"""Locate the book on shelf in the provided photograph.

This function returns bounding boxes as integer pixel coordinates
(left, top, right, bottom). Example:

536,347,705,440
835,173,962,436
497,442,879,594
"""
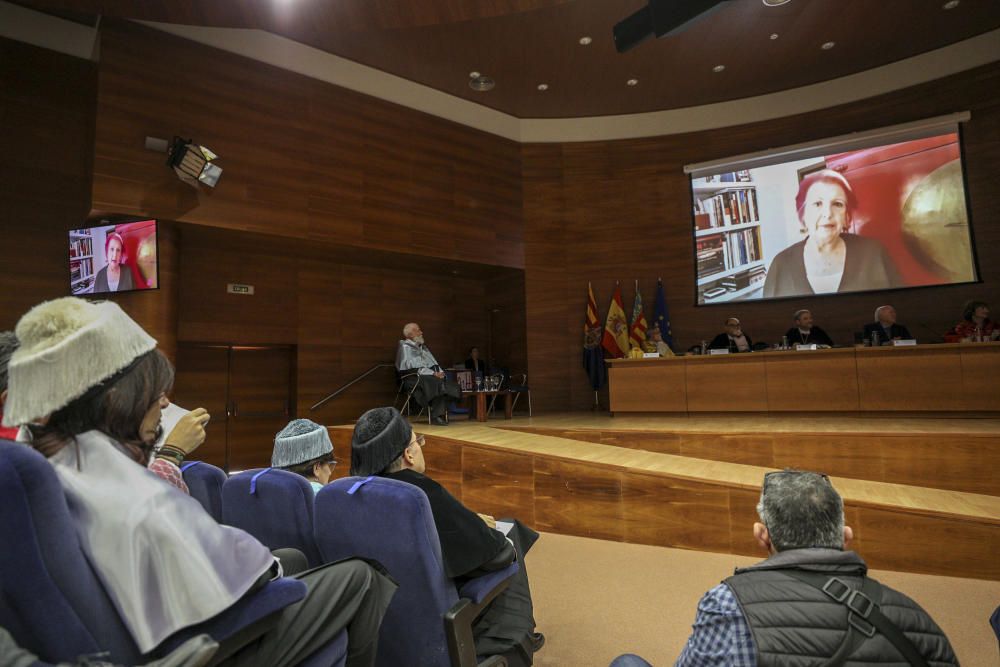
694,187,759,228
69,236,93,259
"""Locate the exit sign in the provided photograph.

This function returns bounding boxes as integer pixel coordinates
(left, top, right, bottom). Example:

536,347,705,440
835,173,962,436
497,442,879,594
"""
227,283,255,295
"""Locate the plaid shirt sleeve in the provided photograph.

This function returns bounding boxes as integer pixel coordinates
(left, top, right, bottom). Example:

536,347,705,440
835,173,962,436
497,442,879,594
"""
674,583,756,667
148,458,190,495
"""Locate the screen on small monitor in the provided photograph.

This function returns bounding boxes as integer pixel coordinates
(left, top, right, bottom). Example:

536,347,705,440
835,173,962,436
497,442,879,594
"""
69,220,159,296
690,132,978,305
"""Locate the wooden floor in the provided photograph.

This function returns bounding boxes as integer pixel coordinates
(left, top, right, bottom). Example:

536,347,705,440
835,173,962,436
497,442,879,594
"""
329,412,1000,580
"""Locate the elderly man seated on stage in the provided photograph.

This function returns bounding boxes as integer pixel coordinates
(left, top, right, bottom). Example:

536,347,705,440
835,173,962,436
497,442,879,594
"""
396,322,462,426
862,305,913,345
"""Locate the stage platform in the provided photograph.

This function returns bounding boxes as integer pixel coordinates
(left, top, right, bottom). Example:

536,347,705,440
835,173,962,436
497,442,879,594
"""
329,412,1000,581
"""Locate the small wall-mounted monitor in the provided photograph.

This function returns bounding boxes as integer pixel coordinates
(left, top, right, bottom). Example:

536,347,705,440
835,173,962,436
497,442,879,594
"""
69,219,159,296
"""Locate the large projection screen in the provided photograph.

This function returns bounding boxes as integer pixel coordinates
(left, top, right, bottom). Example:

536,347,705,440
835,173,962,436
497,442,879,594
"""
688,117,978,306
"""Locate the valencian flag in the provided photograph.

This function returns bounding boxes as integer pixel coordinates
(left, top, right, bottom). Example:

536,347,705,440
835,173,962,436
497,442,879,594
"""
629,279,648,350
602,282,630,358
653,278,674,350
583,282,607,390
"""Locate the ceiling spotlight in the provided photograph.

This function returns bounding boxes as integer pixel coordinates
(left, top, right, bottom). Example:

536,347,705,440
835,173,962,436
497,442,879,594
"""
167,137,222,188
712,64,726,73
537,83,549,91
627,78,639,86
469,75,495,92
821,41,836,50
469,71,480,79
762,0,792,6
579,36,593,45
770,33,779,40
943,0,960,8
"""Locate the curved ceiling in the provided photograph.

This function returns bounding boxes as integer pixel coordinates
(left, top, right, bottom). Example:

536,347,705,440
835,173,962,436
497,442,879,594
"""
13,0,1000,118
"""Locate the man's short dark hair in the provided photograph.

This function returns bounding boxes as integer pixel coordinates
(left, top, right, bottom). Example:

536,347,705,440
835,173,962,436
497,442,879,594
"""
756,470,844,551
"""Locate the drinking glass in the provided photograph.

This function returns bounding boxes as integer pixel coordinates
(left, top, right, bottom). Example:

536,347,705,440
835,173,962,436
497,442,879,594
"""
475,377,483,392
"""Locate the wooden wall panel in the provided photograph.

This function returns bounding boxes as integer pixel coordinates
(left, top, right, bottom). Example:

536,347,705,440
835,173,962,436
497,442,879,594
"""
623,473,734,552
518,427,1000,496
533,458,624,541
176,225,525,426
91,20,523,270
460,445,535,524
0,38,180,359
524,62,1000,412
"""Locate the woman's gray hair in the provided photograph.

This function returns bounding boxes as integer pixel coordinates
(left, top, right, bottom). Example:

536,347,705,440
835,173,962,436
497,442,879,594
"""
756,470,845,551
0,331,18,393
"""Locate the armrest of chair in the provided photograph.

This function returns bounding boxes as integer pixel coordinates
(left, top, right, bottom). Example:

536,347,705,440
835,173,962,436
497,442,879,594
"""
443,563,518,667
456,562,518,605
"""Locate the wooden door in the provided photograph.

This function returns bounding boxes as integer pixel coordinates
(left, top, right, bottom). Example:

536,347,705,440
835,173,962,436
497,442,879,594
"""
227,346,295,470
171,344,230,468
172,343,294,471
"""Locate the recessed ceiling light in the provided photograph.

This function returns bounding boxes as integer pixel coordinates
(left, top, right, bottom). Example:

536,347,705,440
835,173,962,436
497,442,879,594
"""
469,71,480,79
821,41,836,50
469,75,495,92
537,83,549,91
770,33,779,40
762,0,792,6
943,0,960,8
579,36,592,45
712,65,726,73
627,78,638,86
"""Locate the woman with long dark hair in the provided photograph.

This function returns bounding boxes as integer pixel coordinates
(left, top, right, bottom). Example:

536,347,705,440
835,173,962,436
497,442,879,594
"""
3,297,394,666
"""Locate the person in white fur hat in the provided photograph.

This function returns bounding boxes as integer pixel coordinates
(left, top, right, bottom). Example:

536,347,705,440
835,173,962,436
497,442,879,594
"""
4,297,395,667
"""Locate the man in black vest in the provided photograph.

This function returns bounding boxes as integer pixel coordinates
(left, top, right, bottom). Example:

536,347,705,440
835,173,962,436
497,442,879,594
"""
672,469,957,666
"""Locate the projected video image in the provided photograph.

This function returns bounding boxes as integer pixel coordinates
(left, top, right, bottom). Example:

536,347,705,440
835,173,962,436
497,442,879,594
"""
69,220,159,296
691,133,977,305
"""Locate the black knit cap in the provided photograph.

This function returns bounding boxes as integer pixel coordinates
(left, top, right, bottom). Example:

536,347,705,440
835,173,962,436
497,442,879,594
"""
350,406,413,476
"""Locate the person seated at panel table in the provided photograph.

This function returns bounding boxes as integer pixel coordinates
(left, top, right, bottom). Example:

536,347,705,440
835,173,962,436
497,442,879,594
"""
708,317,754,352
762,169,900,298
464,346,489,377
642,327,675,357
945,299,998,342
350,407,545,666
783,309,834,347
861,305,913,344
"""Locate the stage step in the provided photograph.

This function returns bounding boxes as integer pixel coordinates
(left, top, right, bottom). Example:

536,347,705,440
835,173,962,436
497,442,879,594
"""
329,418,1000,581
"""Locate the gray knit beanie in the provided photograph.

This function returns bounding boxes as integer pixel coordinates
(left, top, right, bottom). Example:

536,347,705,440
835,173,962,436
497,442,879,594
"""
350,407,413,476
271,419,333,468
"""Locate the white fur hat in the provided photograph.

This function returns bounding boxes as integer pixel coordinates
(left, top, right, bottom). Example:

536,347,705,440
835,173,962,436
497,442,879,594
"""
2,297,156,427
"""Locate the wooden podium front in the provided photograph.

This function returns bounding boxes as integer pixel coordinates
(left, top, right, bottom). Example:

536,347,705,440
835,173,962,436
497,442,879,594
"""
608,343,1000,414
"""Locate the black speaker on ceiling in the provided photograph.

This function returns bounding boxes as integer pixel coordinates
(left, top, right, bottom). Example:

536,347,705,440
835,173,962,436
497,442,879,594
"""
613,0,730,54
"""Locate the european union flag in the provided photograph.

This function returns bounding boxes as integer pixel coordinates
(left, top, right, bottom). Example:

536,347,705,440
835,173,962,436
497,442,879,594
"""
653,279,674,351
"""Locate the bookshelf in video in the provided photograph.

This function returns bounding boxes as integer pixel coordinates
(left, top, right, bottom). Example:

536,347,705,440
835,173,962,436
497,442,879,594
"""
693,170,765,303
70,229,95,295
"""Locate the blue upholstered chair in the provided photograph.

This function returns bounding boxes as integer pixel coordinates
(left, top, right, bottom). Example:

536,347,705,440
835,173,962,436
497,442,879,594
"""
181,460,227,522
222,468,323,567
991,604,1000,650
314,476,517,667
0,439,311,665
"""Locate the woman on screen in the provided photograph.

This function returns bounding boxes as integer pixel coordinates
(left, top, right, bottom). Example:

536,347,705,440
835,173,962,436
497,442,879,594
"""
763,170,899,298
92,232,134,293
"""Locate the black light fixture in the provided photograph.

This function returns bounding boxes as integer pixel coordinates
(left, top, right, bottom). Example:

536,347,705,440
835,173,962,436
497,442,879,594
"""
613,0,729,54
166,137,223,188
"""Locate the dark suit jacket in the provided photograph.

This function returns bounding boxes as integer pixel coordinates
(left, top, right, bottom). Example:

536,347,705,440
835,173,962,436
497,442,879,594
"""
464,358,488,375
708,333,753,352
784,326,834,347
861,322,912,343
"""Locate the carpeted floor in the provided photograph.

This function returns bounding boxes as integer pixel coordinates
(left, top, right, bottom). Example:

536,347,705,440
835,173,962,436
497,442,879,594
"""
524,532,1000,667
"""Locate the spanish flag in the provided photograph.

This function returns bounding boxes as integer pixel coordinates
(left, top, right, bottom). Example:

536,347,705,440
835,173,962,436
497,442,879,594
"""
602,283,629,358
629,280,648,350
